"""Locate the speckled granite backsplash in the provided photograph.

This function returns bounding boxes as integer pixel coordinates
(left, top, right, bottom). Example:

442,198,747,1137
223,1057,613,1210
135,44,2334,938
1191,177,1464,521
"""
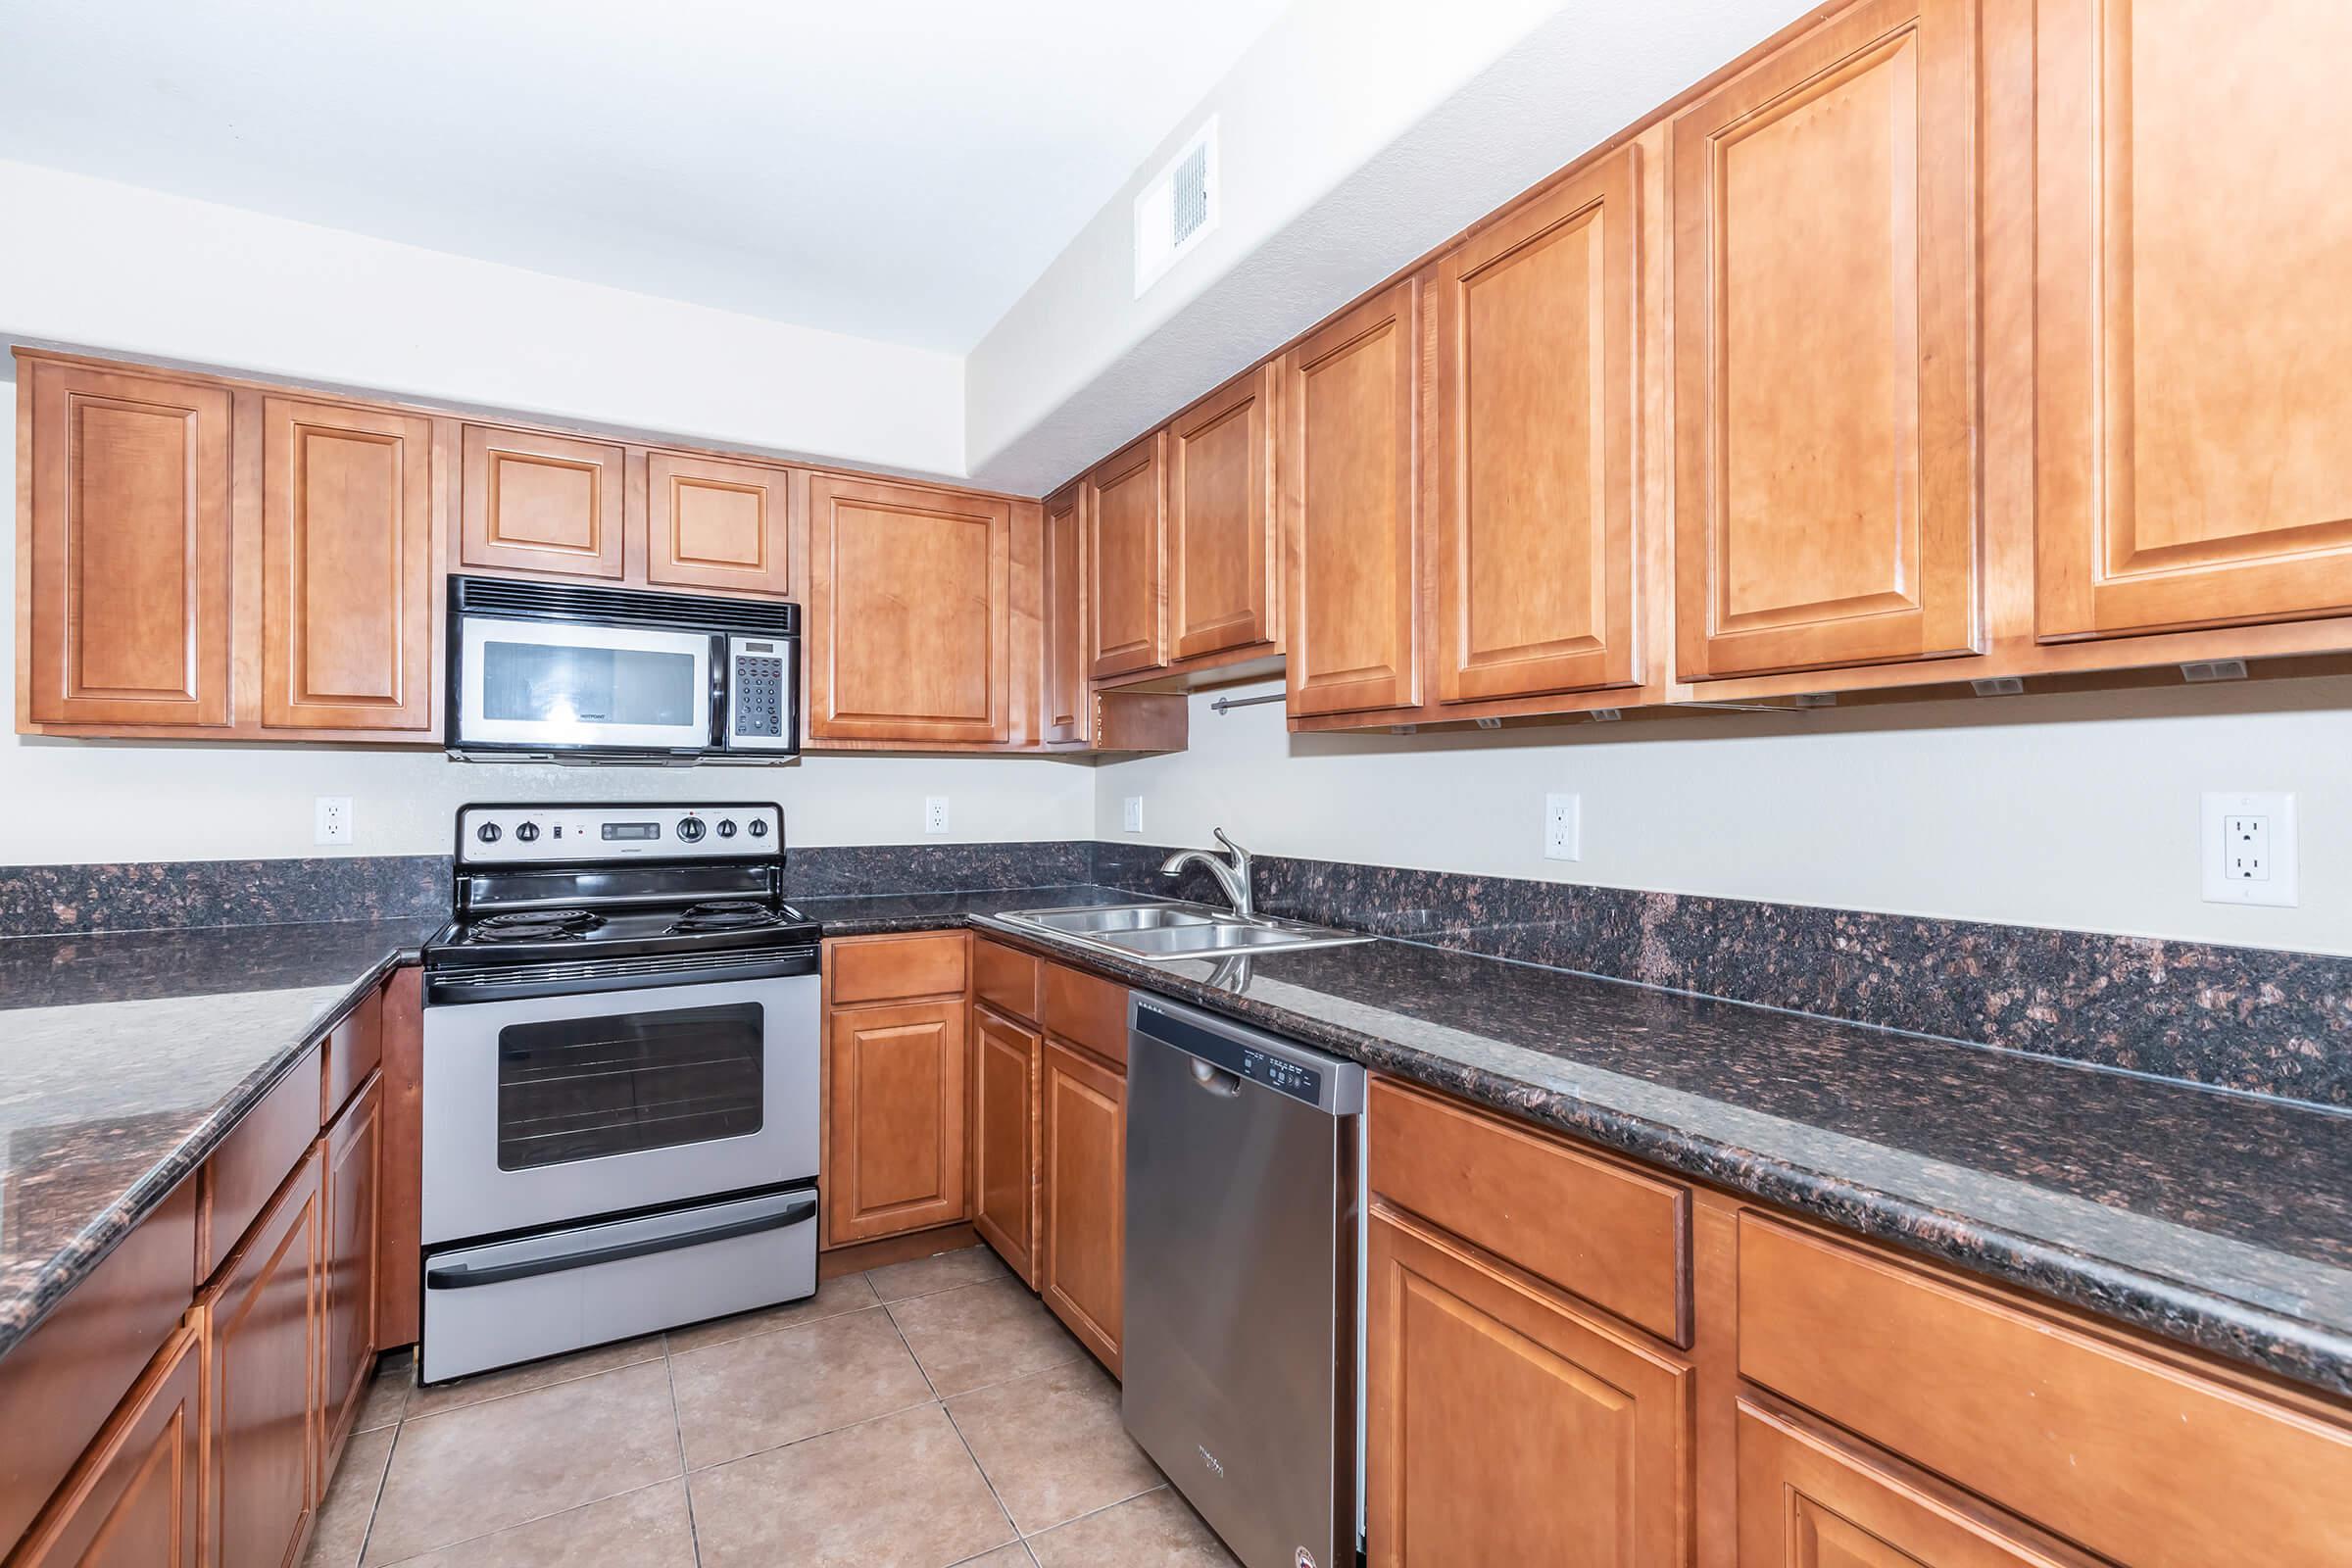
0,841,1092,937
6,840,2344,1106
1094,842,2352,1108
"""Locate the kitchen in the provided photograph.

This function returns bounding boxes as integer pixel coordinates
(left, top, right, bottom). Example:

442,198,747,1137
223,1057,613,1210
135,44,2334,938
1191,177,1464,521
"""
2,0,2348,1565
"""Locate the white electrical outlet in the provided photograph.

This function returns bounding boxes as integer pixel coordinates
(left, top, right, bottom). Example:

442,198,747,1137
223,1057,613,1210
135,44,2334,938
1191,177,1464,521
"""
2202,792,2297,906
1544,793,1581,861
1123,796,1145,834
924,797,950,836
315,797,354,847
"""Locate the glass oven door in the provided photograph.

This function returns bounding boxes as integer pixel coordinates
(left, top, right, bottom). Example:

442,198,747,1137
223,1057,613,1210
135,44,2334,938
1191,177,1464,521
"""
455,615,716,753
421,972,820,1245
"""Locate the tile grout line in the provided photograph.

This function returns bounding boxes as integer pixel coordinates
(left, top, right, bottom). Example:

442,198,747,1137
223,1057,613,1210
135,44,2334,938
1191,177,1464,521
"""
348,1415,401,1568
879,1281,1026,1559
660,1335,707,1568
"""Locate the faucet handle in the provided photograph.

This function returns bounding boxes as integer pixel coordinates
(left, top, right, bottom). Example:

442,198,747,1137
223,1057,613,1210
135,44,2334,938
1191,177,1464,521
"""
1212,827,1249,861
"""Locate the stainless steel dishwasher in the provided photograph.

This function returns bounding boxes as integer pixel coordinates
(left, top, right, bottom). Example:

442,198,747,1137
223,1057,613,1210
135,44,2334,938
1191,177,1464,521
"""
1124,994,1365,1568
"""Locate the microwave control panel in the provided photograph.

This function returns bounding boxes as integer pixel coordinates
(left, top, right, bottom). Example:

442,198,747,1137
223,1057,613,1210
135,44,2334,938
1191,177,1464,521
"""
726,636,797,750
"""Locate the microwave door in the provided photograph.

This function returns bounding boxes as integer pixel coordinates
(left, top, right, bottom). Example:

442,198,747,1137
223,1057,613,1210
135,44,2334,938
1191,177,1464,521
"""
457,617,717,754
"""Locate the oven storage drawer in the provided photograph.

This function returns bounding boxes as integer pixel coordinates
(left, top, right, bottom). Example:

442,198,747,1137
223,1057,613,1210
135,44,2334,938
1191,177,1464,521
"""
421,1185,816,1383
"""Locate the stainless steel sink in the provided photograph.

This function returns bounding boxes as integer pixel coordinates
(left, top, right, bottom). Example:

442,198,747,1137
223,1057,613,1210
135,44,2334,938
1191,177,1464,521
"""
998,901,1374,962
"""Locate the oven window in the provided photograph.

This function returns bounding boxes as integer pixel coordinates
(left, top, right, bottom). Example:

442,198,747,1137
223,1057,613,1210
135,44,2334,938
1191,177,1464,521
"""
496,1003,762,1170
481,640,700,728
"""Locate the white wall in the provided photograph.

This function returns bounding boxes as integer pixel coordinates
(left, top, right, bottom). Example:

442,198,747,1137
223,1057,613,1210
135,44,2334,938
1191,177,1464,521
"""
965,0,1820,492
0,161,965,479
0,336,1093,865
1095,678,2352,956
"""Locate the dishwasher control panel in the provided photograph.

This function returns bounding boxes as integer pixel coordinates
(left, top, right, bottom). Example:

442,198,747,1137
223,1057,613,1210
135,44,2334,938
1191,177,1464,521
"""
1131,999,1362,1113
1240,1047,1322,1104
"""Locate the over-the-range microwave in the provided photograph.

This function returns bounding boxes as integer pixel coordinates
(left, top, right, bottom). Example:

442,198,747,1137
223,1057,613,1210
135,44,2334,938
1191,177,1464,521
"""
446,575,800,764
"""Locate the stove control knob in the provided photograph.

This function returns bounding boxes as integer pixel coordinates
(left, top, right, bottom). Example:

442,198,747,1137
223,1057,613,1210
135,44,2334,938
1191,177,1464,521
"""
515,822,540,843
716,818,738,839
476,822,503,844
676,816,707,843
748,818,770,838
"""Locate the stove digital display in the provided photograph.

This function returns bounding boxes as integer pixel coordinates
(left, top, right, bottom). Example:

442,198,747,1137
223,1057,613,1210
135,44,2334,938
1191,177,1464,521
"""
601,822,662,841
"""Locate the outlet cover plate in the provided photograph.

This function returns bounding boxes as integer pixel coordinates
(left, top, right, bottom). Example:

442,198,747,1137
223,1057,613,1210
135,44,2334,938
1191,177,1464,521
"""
924,797,950,836
1545,793,1581,862
315,797,354,847
2202,791,2297,906
1123,797,1145,834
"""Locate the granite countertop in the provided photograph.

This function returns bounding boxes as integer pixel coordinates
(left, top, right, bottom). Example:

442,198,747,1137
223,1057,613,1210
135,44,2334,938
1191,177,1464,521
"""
6,887,2346,1405
0,917,443,1358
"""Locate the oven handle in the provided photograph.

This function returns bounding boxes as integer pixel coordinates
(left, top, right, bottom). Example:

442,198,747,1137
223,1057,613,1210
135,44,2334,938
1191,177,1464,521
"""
424,1197,816,1291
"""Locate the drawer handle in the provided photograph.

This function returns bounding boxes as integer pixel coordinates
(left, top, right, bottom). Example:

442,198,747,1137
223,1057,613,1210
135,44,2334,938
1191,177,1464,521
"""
425,1197,815,1291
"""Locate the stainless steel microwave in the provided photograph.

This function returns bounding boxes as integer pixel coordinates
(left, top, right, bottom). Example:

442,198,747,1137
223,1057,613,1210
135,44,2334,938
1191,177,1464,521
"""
446,576,800,764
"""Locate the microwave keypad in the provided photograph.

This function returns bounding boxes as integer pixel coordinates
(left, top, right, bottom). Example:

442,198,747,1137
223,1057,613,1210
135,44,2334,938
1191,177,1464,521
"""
734,655,786,738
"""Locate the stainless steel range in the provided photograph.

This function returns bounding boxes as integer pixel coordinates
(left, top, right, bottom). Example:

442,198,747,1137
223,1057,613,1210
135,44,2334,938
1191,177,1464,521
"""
417,802,822,1384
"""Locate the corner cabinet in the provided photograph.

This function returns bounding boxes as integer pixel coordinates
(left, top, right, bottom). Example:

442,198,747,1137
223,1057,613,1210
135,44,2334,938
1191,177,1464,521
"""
808,474,1014,746
1670,0,1983,680
19,360,234,730
2033,0,2352,640
1284,277,1425,718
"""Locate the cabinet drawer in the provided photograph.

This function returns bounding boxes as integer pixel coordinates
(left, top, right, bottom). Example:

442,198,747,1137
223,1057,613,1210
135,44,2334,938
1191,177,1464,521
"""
1042,963,1128,1067
1737,1214,2352,1568
200,1044,322,1280
320,988,382,1124
1368,1078,1688,1344
973,939,1041,1022
826,932,967,1005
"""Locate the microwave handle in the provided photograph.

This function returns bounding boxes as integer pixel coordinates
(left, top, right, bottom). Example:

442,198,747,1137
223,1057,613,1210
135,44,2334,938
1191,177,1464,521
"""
709,632,730,749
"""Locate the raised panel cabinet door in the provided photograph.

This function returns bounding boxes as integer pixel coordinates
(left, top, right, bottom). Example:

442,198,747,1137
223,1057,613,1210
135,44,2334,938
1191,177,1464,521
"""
2036,0,2352,638
808,475,1012,744
1735,1401,2089,1568
1086,431,1168,679
1039,1039,1124,1374
1042,483,1088,745
459,424,626,580
970,1005,1041,1285
319,1073,382,1475
1366,1203,1689,1568
646,452,793,597
205,1149,323,1568
261,397,435,731
1435,144,1641,703
12,1326,203,1568
1671,0,1981,679
23,360,232,727
1284,278,1424,717
1168,366,1280,662
824,999,969,1244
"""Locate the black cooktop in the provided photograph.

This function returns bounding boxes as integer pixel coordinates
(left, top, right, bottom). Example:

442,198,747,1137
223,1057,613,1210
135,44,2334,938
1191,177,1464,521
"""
424,899,819,970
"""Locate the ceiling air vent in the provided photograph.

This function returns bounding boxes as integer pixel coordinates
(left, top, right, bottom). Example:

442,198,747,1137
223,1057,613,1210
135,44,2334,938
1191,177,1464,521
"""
1135,117,1219,297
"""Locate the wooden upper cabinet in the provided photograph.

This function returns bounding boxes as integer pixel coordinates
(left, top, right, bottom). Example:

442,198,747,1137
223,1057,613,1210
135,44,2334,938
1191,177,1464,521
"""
1285,277,1425,716
459,424,626,580
1367,1202,1690,1567
1434,144,1641,703
808,475,1012,745
1168,367,1280,662
2035,0,2352,639
1087,431,1168,679
260,398,435,732
1671,0,1982,680
824,998,968,1245
22,361,232,728
1042,483,1088,745
646,452,792,597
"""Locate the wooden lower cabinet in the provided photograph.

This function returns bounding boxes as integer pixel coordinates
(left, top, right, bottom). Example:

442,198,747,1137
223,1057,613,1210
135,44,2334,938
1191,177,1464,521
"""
969,1005,1041,1286
11,1328,204,1568
201,1151,324,1568
824,998,969,1245
318,1074,383,1475
1038,1039,1125,1375
1736,1401,2085,1568
1366,1201,1690,1567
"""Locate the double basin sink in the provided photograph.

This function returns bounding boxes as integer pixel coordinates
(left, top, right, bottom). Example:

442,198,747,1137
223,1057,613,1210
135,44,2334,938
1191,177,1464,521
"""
998,901,1374,962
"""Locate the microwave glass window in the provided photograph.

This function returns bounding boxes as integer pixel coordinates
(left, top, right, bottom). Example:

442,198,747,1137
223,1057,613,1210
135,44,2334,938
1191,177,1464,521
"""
481,641,699,727
495,1003,763,1171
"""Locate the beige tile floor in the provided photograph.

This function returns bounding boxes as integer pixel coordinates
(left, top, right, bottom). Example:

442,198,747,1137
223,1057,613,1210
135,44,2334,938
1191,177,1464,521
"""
306,1246,1241,1568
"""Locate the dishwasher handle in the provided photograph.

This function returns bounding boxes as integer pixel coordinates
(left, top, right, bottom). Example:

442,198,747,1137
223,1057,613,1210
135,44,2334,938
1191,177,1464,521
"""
1188,1056,1243,1098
